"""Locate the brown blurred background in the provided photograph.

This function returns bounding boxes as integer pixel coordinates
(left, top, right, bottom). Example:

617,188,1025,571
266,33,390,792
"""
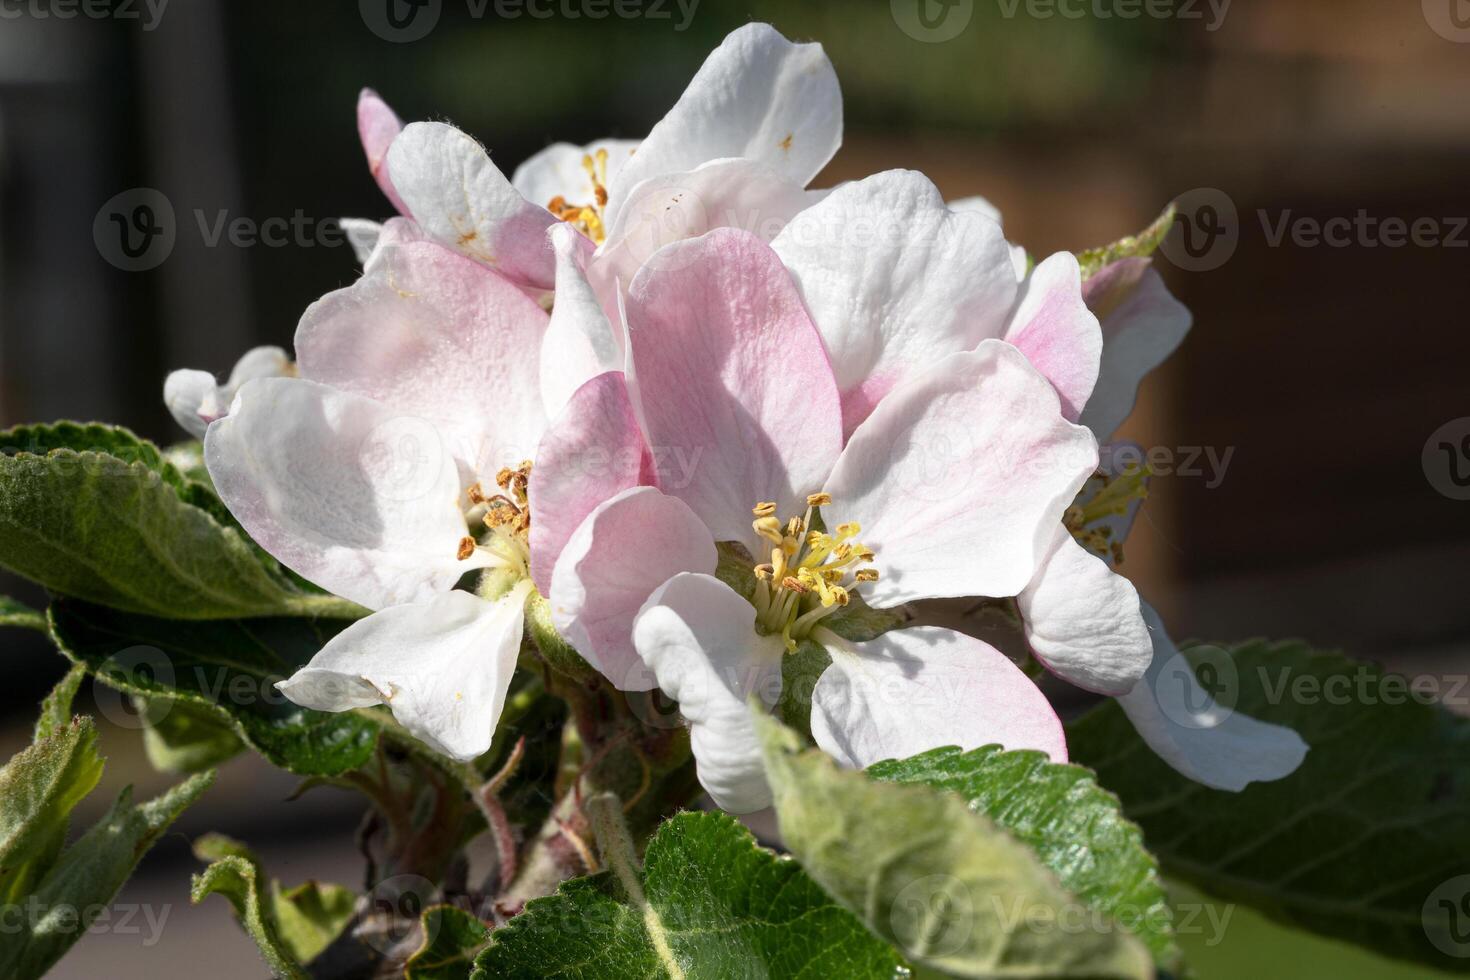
1,0,1467,976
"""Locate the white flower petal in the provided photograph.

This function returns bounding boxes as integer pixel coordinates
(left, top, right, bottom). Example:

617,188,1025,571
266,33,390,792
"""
511,138,640,212
632,572,784,813
1078,258,1192,441
339,217,383,265
1018,527,1150,695
824,341,1098,605
597,157,817,293
550,487,716,692
811,626,1067,769
386,121,559,289
278,587,528,761
772,170,1017,434
204,377,484,610
1118,603,1308,790
946,194,1003,225
164,369,219,439
606,23,840,227
540,224,621,420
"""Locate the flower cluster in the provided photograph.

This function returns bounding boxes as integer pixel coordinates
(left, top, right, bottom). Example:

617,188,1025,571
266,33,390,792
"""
167,23,1305,811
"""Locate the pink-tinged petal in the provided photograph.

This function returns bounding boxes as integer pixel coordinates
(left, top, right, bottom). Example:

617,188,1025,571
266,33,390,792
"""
1078,258,1192,441
606,23,840,228
204,378,487,611
773,171,1018,435
387,121,558,290
550,487,716,692
1004,251,1101,422
541,224,621,419
625,228,842,551
1018,526,1150,695
1118,603,1308,790
529,372,653,596
511,139,640,213
824,341,1098,606
811,626,1066,769
632,572,784,813
358,88,407,214
279,587,528,761
597,157,818,294
296,239,548,478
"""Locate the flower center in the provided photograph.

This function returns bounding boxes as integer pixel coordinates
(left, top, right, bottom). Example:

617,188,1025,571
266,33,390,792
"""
457,460,534,579
546,149,610,245
1063,465,1148,565
748,492,879,652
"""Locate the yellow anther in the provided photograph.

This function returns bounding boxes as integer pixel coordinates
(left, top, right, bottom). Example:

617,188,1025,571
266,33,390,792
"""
752,501,778,517
456,536,476,561
781,576,808,593
806,492,833,507
753,516,784,544
753,564,773,580
495,467,515,490
786,516,805,537
467,482,486,505
854,568,879,583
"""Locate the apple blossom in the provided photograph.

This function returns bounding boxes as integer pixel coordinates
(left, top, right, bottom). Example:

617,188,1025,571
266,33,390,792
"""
350,23,836,303
548,228,1102,812
202,237,649,760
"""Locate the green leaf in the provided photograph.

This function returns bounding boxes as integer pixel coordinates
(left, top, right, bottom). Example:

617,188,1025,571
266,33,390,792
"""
867,745,1179,969
758,715,1153,978
1068,639,1470,972
138,698,245,773
474,810,905,979
0,742,214,980
50,598,380,776
0,422,357,619
407,905,491,980
192,840,309,980
1076,205,1175,279
1,595,47,632
0,717,104,906
192,834,354,967
34,665,88,741
274,880,357,967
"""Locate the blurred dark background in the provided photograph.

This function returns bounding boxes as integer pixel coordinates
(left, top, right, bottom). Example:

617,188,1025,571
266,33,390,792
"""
1,1,1467,976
